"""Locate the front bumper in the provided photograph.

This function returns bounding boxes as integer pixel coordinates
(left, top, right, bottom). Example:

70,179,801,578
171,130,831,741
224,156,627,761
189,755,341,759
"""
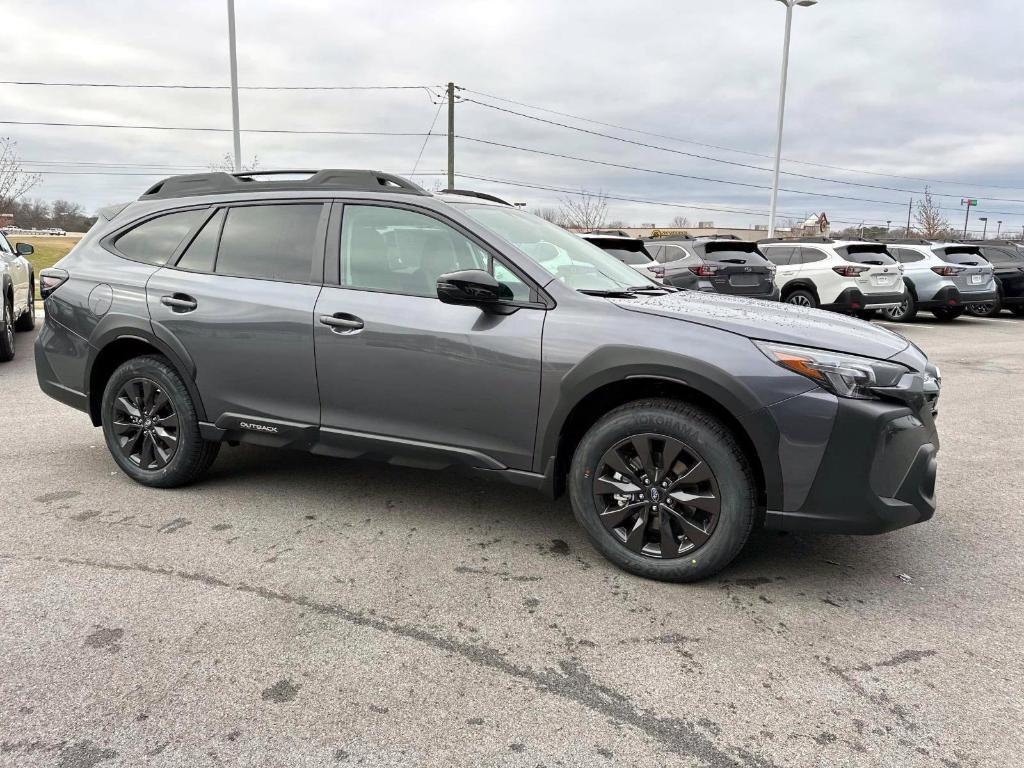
824,287,905,311
764,378,939,535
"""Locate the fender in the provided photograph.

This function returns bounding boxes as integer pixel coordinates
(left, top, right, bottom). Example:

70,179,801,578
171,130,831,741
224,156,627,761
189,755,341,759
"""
85,318,207,424
535,345,785,509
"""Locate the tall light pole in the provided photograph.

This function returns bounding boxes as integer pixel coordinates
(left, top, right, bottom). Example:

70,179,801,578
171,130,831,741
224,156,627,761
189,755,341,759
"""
997,220,1002,237
227,0,242,173
767,0,817,238
979,217,988,240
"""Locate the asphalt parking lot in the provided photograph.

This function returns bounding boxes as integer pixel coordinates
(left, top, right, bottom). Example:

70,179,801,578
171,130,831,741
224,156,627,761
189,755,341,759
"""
1,315,1022,768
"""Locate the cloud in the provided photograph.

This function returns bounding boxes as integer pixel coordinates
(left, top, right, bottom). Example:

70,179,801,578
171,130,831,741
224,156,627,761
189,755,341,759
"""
4,0,1023,232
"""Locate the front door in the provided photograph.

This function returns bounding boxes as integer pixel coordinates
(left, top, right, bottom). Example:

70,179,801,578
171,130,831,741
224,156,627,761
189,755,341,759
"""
147,201,328,435
313,203,544,470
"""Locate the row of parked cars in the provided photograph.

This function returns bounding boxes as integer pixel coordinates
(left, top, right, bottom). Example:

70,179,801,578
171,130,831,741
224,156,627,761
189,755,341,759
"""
580,232,1024,322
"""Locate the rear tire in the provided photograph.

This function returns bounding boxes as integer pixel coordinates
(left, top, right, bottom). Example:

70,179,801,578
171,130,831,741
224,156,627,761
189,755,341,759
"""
14,284,35,331
1011,306,1024,317
883,292,917,322
0,301,14,362
965,299,1001,318
931,307,964,321
569,399,756,583
784,289,817,309
101,355,219,488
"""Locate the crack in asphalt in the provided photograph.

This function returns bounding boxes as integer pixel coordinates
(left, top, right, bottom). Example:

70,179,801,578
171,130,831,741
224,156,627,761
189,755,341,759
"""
12,553,780,768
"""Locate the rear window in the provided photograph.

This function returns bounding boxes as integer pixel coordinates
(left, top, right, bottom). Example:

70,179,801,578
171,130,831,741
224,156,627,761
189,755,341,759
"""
837,245,896,265
979,246,1023,264
585,238,652,264
114,209,207,265
936,247,986,265
700,242,768,263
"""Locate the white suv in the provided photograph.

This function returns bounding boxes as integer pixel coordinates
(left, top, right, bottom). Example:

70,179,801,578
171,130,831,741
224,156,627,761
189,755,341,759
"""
883,240,997,322
759,238,906,315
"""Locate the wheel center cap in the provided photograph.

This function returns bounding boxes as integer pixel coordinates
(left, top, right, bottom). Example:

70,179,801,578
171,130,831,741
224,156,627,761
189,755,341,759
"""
144,418,153,428
648,487,661,502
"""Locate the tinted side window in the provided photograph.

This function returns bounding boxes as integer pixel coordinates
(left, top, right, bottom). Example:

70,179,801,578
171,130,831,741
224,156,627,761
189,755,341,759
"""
798,248,827,264
646,244,664,262
115,209,207,266
216,204,323,282
661,244,694,264
341,205,529,301
762,246,793,265
894,248,925,264
175,209,224,273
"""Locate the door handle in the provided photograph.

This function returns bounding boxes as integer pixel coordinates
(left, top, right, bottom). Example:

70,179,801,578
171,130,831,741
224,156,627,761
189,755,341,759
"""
160,294,198,312
319,313,364,332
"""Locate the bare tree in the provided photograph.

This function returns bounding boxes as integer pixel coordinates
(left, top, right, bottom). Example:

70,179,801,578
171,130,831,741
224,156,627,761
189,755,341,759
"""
531,206,563,225
0,138,41,212
607,219,628,229
559,190,608,231
914,186,951,238
210,153,261,173
669,215,690,228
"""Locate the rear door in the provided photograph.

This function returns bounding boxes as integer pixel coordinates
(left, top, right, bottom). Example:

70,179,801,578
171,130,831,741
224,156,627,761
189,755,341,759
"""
936,246,995,294
762,245,800,289
699,241,774,295
313,203,544,470
147,201,327,434
0,233,28,314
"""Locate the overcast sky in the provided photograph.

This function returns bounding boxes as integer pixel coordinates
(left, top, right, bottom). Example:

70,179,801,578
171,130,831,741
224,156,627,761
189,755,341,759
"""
4,0,1023,233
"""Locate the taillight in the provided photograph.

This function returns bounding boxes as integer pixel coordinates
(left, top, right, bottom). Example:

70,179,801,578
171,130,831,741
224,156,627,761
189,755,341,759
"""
688,265,719,277
930,266,965,277
39,268,69,299
832,265,869,277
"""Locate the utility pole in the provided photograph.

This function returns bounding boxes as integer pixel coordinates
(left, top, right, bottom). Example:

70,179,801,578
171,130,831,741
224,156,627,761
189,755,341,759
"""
227,0,242,172
961,198,977,238
906,198,913,236
767,0,818,237
446,82,456,190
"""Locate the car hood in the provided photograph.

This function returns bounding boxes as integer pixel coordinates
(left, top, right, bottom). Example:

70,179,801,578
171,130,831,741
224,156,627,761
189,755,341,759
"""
610,291,910,361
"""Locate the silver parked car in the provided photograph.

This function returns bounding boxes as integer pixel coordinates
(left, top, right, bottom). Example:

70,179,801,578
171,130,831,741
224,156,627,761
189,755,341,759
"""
884,239,998,321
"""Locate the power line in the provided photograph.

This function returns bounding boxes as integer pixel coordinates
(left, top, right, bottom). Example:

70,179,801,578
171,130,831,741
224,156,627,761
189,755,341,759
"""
0,79,441,93
463,97,1024,205
462,87,1024,192
0,119,431,136
455,135,1024,220
410,100,446,177
455,172,899,228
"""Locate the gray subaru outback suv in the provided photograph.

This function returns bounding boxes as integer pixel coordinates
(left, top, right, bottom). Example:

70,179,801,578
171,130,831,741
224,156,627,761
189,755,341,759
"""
35,170,941,582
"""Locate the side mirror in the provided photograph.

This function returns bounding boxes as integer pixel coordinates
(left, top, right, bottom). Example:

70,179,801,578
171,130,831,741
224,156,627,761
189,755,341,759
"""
437,269,513,309
15,243,34,256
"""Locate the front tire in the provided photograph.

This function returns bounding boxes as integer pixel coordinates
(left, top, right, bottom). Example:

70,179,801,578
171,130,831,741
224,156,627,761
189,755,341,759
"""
0,300,14,362
883,292,917,322
101,355,219,488
14,283,35,331
965,299,1000,318
569,399,756,582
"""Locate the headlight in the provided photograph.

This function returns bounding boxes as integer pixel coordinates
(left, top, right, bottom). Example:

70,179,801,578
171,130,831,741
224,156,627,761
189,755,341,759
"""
754,341,909,400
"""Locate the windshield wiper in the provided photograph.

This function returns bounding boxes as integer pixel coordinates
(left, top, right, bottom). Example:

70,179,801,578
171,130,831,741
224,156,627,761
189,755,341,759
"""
578,288,639,298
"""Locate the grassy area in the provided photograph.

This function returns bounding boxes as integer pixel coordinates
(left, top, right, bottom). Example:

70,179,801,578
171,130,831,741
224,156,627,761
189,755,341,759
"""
9,236,81,299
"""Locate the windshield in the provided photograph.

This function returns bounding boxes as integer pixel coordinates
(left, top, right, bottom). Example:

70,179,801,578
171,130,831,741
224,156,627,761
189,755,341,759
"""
459,205,658,291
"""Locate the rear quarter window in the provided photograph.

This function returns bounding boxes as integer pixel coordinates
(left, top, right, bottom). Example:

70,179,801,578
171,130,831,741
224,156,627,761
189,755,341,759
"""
113,209,207,266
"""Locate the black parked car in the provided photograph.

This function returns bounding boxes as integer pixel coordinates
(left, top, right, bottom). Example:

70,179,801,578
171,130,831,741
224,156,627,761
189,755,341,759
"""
962,241,1024,317
578,233,673,285
646,236,779,299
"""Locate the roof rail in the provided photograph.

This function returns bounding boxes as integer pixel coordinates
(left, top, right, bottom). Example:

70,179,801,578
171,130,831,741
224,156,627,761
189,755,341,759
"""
880,238,937,245
757,236,834,244
581,230,633,237
693,233,740,240
139,169,428,200
439,188,512,206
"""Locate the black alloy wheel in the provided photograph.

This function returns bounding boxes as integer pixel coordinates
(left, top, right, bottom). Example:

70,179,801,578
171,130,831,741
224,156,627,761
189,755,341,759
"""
0,301,14,361
111,377,180,470
591,433,721,559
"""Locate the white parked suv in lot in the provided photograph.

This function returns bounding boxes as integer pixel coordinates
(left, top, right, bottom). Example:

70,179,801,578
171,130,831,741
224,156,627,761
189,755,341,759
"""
883,240,998,322
759,238,906,315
